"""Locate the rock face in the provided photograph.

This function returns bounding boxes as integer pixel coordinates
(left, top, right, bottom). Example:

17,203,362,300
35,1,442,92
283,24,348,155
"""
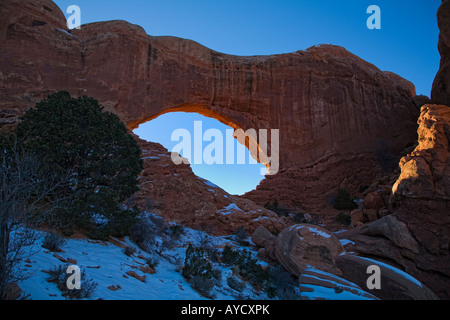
0,0,420,216
392,105,450,203
391,104,450,299
135,136,285,235
432,0,450,105
337,104,450,299
274,224,344,277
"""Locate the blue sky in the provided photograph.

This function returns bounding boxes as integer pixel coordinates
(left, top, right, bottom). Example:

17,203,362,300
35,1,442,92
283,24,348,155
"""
54,0,441,195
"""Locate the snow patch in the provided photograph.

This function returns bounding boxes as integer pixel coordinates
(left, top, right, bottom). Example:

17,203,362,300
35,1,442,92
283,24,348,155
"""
217,203,249,216
203,180,219,189
56,28,82,42
339,239,355,246
290,225,331,238
142,156,160,160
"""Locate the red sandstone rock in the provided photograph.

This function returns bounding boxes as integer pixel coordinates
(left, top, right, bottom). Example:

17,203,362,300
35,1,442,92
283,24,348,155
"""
363,191,385,212
350,209,364,227
392,105,450,202
126,270,146,283
0,0,420,217
251,225,276,249
134,136,286,235
275,224,344,277
251,225,277,260
107,285,122,291
432,0,450,105
337,105,450,299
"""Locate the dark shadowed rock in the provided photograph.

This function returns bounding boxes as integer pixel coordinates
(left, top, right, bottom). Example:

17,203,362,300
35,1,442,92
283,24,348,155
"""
336,254,439,300
432,1,450,105
337,105,450,299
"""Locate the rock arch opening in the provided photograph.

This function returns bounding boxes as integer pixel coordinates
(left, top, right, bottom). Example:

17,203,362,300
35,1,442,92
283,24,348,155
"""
133,109,270,195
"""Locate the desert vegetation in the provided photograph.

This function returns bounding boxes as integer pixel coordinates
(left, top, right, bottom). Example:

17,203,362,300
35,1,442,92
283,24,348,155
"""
0,91,143,299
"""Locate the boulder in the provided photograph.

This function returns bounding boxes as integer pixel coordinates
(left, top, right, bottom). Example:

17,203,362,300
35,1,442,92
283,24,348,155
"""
350,209,364,227
275,224,345,277
364,209,378,223
251,225,277,260
337,215,420,256
363,191,385,212
336,254,439,300
251,225,276,249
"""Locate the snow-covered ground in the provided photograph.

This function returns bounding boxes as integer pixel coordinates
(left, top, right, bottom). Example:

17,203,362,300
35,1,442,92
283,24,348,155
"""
16,221,271,300
14,213,378,301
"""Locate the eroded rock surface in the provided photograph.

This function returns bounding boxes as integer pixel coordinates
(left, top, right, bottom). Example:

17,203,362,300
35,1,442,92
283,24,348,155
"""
134,136,285,235
338,104,450,299
432,0,450,105
0,0,420,215
274,224,344,277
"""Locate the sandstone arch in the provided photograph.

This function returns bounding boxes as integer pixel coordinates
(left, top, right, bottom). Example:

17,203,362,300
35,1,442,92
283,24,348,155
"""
0,0,420,212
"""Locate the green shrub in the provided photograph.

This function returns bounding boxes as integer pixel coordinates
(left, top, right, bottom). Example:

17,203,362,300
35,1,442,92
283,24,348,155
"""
183,244,219,298
146,255,160,269
123,245,136,256
292,212,307,223
42,232,66,252
333,189,358,210
264,199,290,217
46,264,97,300
234,226,248,245
106,208,139,238
359,185,370,193
182,244,214,281
16,91,143,237
221,245,237,266
169,224,184,240
335,212,351,225
221,246,269,287
190,275,215,298
227,275,246,292
267,265,299,300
